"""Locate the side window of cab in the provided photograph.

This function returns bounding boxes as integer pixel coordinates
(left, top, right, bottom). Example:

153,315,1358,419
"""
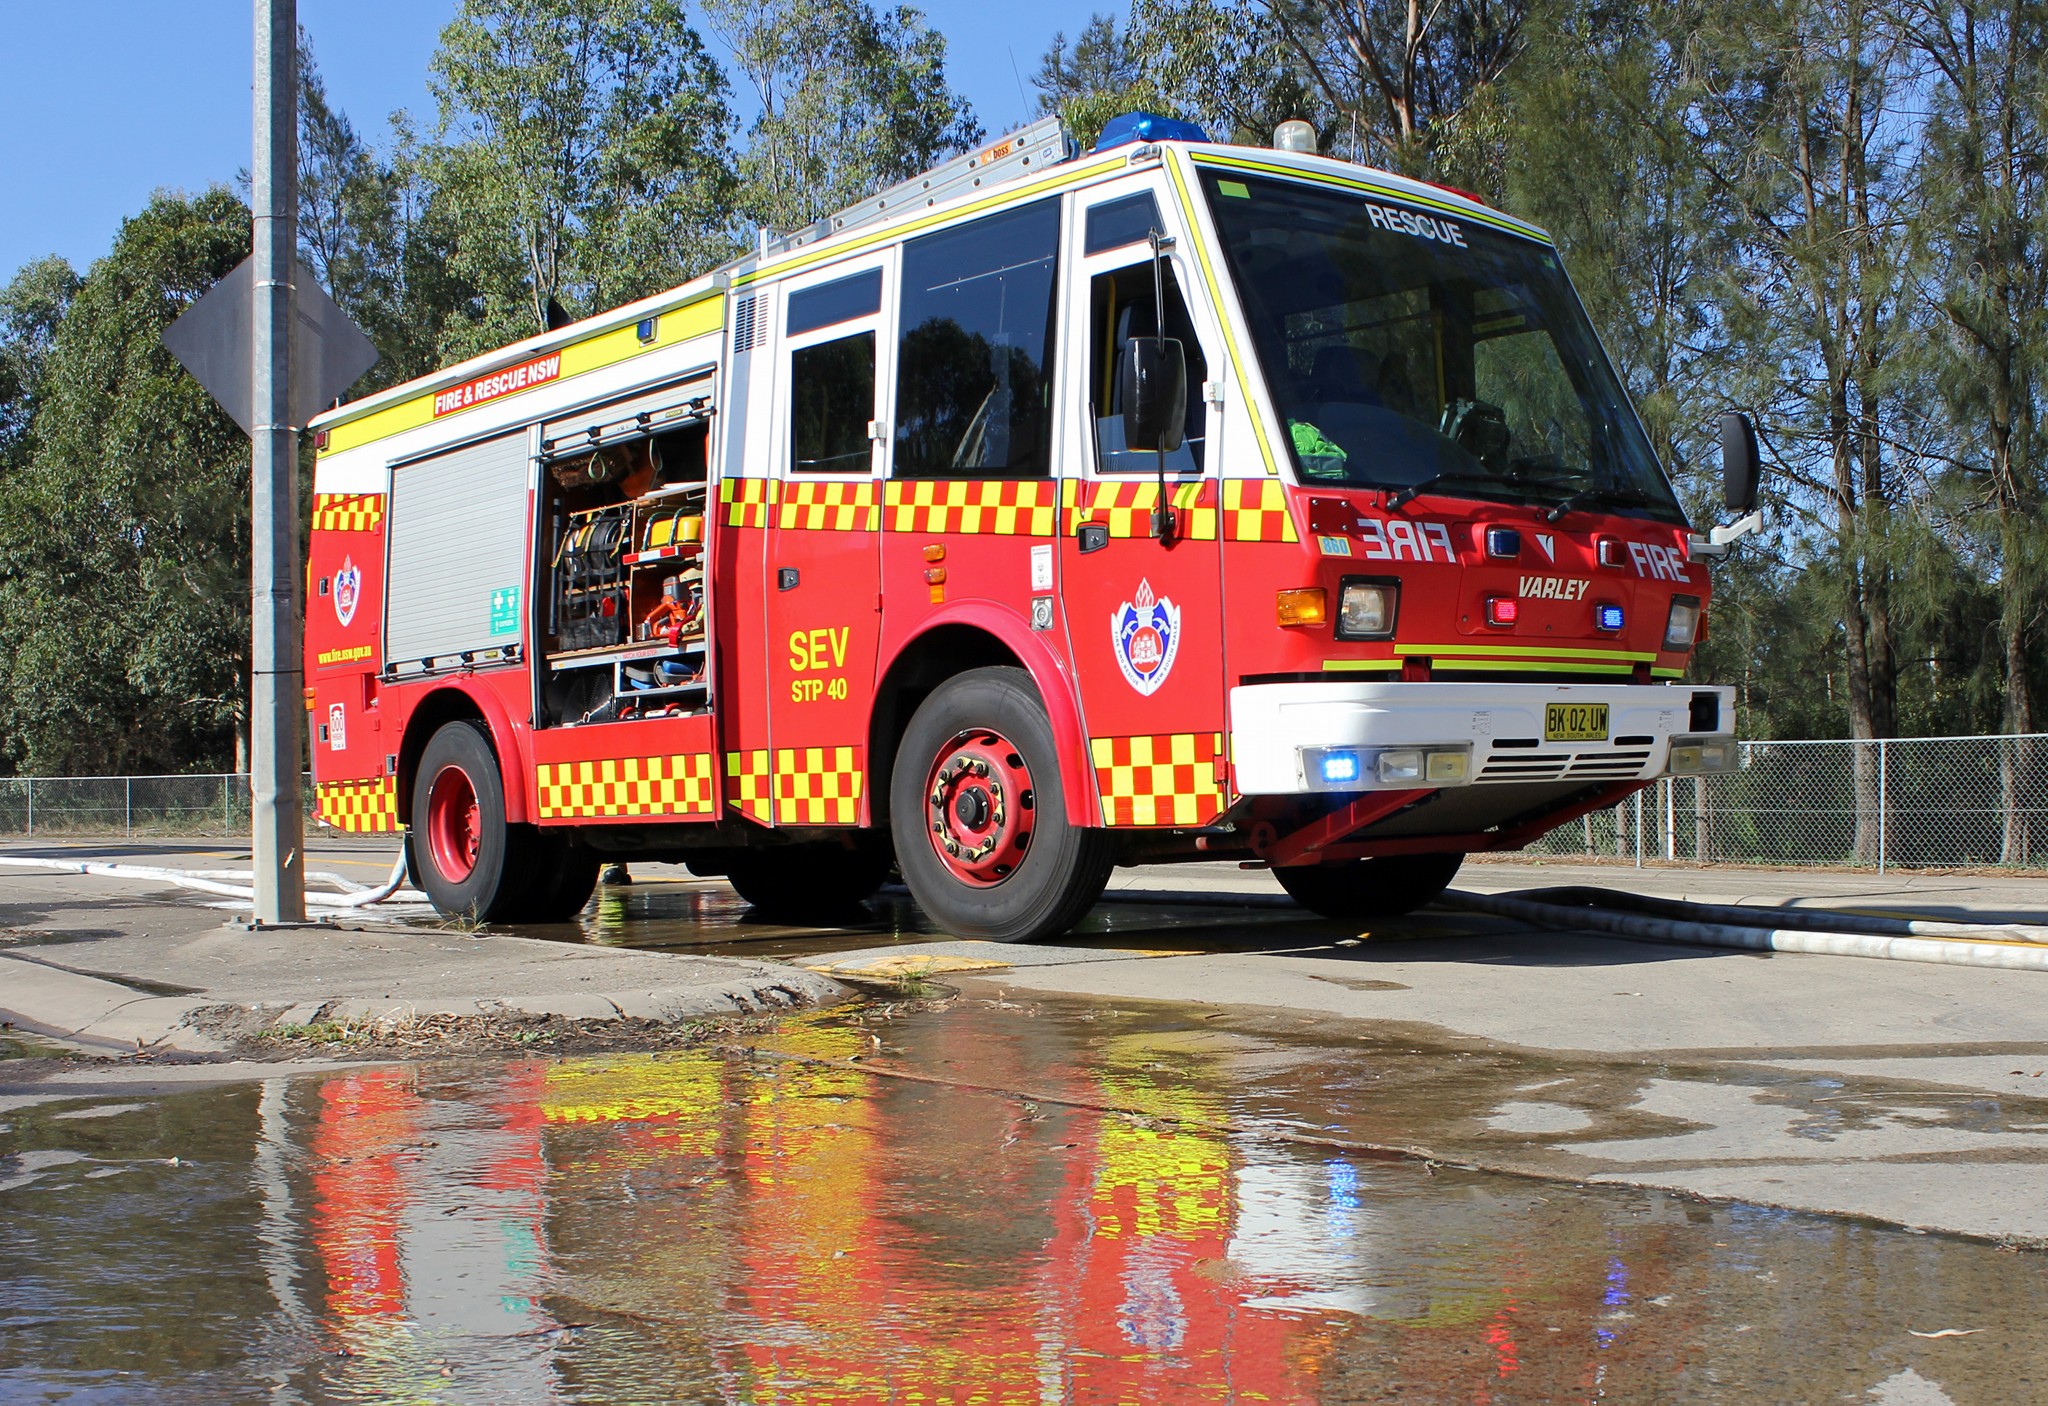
1080,192,1209,474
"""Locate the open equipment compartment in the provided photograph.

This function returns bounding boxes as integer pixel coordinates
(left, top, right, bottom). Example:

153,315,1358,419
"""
537,378,714,728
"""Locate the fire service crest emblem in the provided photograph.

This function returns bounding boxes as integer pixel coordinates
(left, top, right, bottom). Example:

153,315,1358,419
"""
1112,579,1180,696
333,557,361,628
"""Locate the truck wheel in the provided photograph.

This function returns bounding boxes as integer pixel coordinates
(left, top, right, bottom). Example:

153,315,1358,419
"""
890,666,1111,942
521,833,600,922
410,721,529,921
724,843,893,922
1273,852,1465,920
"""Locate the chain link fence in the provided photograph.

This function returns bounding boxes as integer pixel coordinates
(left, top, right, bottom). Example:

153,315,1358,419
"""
1527,734,2048,871
0,774,262,839
2,736,2045,869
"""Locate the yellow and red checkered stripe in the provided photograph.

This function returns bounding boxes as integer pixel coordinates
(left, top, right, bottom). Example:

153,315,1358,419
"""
778,479,878,531
315,776,397,833
773,745,863,824
883,479,1057,535
534,753,715,819
720,477,774,528
1090,733,1227,827
726,750,773,823
311,493,384,534
1063,479,1219,540
1221,478,1299,542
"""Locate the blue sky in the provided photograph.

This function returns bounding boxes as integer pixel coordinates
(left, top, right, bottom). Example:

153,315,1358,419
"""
0,1,1117,282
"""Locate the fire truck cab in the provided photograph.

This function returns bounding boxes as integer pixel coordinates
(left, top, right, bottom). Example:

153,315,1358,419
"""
305,113,1742,942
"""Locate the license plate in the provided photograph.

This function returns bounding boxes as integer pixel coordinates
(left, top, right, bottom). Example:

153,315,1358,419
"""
1545,702,1609,743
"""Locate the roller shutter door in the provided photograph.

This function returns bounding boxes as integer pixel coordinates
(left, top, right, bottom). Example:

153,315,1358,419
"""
385,432,530,668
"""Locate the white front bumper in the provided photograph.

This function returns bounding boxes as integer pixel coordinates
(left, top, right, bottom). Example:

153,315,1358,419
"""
1229,681,1735,795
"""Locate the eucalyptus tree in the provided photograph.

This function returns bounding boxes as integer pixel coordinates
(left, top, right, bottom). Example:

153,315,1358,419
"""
0,256,79,478
0,193,251,775
426,0,741,357
1674,0,1924,855
705,0,979,235
1899,0,2048,856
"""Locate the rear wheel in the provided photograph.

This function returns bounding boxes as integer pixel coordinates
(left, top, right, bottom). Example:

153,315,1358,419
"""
724,843,893,922
410,721,529,921
890,667,1111,942
1273,852,1465,921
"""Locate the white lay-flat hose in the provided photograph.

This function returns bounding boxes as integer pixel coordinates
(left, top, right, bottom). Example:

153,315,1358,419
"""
1508,884,2048,944
1444,888,2048,973
0,851,417,910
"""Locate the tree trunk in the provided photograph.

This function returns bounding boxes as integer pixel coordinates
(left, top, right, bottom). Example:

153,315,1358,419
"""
1999,506,2038,864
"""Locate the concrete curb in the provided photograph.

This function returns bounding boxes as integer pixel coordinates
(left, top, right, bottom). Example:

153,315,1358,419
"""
0,957,227,1055
0,949,847,1055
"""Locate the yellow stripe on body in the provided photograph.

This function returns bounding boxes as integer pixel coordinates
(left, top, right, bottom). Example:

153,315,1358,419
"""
1396,642,1657,662
320,292,725,455
1433,659,1637,676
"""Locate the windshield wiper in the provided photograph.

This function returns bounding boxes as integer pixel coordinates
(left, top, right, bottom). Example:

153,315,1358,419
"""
1386,472,1503,510
1543,485,1665,522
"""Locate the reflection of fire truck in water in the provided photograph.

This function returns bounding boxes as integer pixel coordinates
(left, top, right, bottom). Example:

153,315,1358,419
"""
300,1025,1699,1400
306,110,1749,939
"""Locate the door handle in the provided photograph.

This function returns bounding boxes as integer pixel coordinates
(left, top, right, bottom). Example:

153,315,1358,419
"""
1076,523,1109,554
777,568,799,590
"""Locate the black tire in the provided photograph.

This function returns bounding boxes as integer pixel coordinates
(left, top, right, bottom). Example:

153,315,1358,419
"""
1273,852,1465,920
724,843,893,922
890,666,1112,942
409,720,530,921
520,832,600,922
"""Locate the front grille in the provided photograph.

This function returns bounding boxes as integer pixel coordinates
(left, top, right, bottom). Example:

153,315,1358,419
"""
1478,747,1652,783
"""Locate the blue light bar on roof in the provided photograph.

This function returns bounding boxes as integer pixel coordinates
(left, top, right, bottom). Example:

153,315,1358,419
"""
1093,112,1210,152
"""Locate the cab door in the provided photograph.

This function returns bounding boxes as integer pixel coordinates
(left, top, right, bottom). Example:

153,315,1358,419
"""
763,257,890,825
1057,188,1229,829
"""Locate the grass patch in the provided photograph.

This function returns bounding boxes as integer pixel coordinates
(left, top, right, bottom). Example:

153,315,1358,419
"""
259,1020,369,1047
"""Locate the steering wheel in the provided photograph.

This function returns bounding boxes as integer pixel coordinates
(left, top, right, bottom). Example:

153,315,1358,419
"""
1438,398,1512,474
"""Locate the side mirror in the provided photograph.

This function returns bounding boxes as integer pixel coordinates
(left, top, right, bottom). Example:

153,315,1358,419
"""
1720,411,1761,515
1122,337,1186,453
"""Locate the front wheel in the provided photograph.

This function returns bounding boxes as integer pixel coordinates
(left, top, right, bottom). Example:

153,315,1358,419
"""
410,720,529,921
890,667,1111,942
1273,852,1465,921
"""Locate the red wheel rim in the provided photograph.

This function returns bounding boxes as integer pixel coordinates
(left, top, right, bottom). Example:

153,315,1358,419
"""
922,728,1035,886
425,764,482,883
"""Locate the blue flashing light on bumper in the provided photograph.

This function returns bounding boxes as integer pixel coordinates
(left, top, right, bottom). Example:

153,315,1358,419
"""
1299,744,1473,792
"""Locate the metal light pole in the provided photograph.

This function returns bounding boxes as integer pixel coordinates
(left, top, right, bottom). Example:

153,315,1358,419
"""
251,0,305,923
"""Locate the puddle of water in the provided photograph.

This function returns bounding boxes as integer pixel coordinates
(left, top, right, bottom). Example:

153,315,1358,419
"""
3,1003,2043,1404
469,876,1343,963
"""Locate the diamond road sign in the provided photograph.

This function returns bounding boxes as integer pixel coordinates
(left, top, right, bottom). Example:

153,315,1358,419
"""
161,257,378,433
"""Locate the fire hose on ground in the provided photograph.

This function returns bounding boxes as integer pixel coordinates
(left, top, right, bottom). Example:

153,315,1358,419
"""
0,851,415,911
1440,886,2048,973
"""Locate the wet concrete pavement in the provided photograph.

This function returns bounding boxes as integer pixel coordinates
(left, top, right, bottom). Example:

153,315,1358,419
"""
7,834,2048,1399
5,1000,2047,1404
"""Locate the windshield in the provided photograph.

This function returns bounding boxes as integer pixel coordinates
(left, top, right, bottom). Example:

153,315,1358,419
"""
1201,169,1684,522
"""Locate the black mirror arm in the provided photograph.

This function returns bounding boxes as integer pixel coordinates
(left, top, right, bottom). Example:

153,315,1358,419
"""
1149,228,1177,543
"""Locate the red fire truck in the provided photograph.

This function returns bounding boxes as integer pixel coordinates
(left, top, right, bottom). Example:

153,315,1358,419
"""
305,112,1749,942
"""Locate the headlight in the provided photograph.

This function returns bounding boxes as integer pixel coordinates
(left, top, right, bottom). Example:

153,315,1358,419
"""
1666,736,1739,774
1664,595,1701,650
1336,578,1398,639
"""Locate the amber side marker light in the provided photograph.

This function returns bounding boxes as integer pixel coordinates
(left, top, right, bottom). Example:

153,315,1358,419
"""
1276,588,1327,627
